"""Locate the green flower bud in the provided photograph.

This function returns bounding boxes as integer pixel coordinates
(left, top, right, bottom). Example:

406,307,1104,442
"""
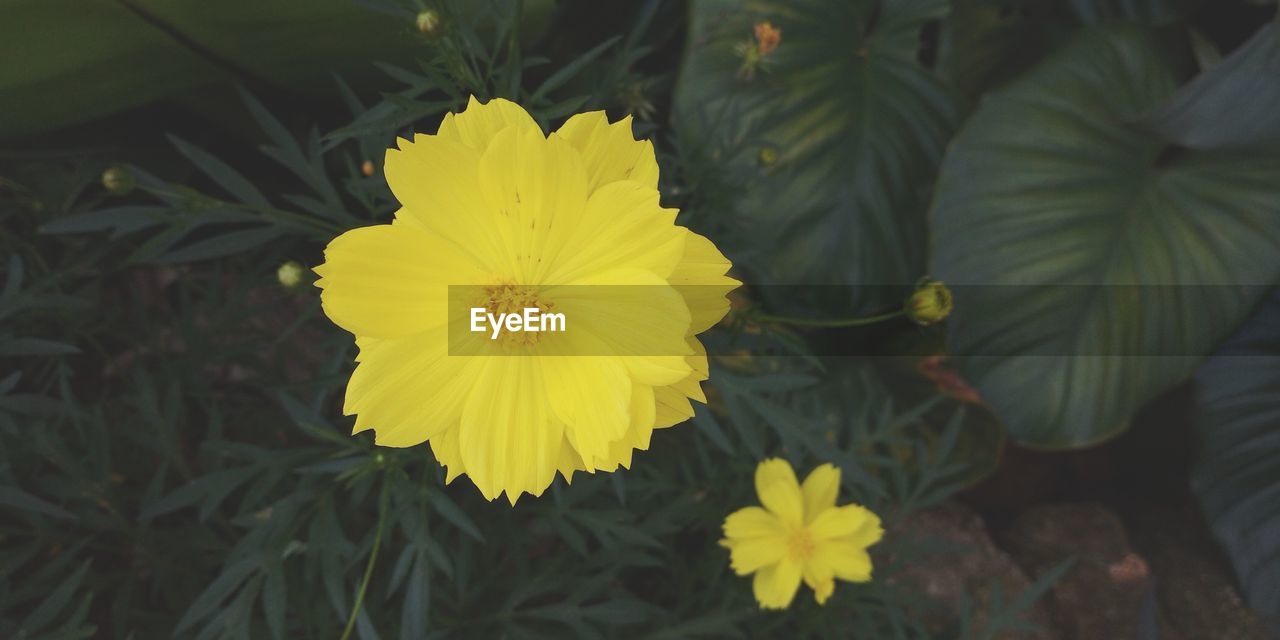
415,10,442,36
277,261,305,289
904,278,952,326
101,165,135,196
758,146,779,167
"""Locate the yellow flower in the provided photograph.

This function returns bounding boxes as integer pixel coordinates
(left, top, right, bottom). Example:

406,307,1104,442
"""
314,96,738,504
720,459,883,609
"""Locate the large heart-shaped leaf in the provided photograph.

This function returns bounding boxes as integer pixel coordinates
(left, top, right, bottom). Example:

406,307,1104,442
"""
1148,22,1280,150
673,0,960,313
931,26,1280,447
1193,290,1280,632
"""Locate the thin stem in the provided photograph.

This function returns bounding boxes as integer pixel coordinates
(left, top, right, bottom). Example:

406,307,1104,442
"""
753,308,905,328
340,479,390,640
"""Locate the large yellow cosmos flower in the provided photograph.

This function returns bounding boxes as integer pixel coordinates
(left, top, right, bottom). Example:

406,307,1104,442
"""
314,96,738,504
721,459,883,609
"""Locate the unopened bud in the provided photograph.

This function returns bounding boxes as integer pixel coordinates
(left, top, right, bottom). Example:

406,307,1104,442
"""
416,10,442,36
904,278,952,326
101,165,135,196
361,160,375,177
758,146,779,167
277,261,305,289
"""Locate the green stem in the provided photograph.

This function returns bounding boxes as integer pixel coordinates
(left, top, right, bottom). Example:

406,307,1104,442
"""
753,308,905,328
340,480,390,640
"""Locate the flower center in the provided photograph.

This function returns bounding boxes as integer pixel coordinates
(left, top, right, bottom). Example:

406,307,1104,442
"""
480,283,555,347
786,527,816,560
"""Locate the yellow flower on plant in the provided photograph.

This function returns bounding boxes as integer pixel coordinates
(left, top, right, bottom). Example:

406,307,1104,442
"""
314,96,738,504
720,459,883,609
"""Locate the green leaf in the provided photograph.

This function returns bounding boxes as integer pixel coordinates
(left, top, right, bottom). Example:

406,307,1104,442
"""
529,36,621,103
1068,0,1202,26
0,336,79,357
1192,291,1280,632
39,205,169,239
937,0,1073,101
1146,23,1280,150
0,0,424,139
932,26,1280,447
672,0,960,313
0,486,76,520
21,560,91,633
150,226,285,264
428,489,484,542
263,565,287,640
168,135,270,207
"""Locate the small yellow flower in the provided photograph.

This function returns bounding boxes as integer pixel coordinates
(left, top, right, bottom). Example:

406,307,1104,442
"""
315,97,738,504
721,459,883,609
277,261,305,288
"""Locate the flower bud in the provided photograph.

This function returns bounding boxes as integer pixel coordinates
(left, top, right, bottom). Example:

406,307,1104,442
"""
416,10,442,36
904,278,952,326
101,165,135,196
758,146,779,167
277,261,305,289
361,160,376,177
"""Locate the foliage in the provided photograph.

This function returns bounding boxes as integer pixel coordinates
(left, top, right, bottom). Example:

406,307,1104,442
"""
673,0,960,315
670,0,1280,623
1192,290,1280,632
932,24,1280,447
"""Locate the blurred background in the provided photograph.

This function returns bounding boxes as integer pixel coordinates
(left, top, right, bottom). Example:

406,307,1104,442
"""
3,0,1279,638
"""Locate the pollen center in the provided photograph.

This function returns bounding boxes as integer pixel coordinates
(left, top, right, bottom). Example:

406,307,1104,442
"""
481,283,555,347
786,527,816,560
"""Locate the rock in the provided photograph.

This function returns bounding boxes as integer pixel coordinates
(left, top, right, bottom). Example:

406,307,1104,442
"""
1000,503,1177,640
891,502,1056,639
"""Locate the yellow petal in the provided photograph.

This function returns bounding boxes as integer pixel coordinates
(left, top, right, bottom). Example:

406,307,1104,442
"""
727,537,787,576
808,504,878,541
429,426,465,484
622,355,694,387
802,561,836,605
654,385,695,428
540,355,631,470
668,339,709,402
458,358,562,503
553,111,659,191
476,125,590,283
752,558,802,609
594,382,657,472
801,464,841,524
845,509,885,549
437,95,541,152
669,230,739,334
755,458,804,526
547,268,692,362
722,506,784,540
383,135,511,274
345,326,481,447
315,224,483,339
544,181,686,284
811,540,874,583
